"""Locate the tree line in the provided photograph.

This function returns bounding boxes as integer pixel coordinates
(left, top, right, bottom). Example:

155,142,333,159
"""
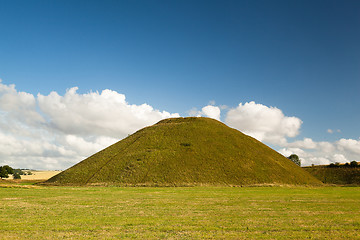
327,161,359,168
0,165,32,179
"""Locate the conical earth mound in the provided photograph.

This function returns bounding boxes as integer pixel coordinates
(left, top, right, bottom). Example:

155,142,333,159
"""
45,117,321,186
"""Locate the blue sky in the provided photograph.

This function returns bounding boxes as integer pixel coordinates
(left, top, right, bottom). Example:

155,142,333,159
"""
0,0,359,169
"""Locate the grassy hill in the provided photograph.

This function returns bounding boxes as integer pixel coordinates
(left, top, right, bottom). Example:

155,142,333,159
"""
44,117,321,186
304,166,360,185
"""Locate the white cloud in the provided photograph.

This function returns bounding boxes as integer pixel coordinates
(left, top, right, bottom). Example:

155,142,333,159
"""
327,129,341,134
286,138,317,149
0,83,45,126
37,87,179,138
306,157,333,166
279,138,360,166
278,147,307,159
201,105,221,120
188,104,221,120
0,81,179,170
333,154,348,163
225,101,302,145
278,147,332,166
61,135,118,157
318,141,336,154
336,138,360,155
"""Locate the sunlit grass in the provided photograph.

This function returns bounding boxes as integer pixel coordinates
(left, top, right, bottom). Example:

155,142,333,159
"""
1,185,359,239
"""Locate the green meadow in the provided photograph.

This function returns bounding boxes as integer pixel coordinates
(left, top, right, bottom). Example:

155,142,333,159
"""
1,184,359,239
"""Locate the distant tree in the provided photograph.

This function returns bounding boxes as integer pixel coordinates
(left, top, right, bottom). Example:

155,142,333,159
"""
328,163,336,168
0,165,15,179
3,165,14,174
13,172,21,179
288,154,301,166
0,166,9,179
350,161,358,168
328,162,341,168
13,169,25,175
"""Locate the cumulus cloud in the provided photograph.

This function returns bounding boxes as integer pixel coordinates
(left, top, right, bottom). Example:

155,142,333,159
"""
0,81,179,170
37,87,179,138
188,104,221,120
0,83,45,126
225,101,302,145
336,138,360,155
201,105,221,120
279,138,360,166
286,138,317,149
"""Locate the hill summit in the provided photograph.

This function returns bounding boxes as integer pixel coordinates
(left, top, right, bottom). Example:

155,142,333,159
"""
45,117,321,186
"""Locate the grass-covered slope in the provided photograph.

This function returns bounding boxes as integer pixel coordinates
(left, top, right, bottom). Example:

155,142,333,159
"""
45,117,321,186
304,167,360,185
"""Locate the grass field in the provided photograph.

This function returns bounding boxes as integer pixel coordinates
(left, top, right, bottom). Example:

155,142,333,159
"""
6,171,62,181
1,184,359,239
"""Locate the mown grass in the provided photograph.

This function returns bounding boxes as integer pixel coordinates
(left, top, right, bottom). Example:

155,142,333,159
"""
1,185,359,239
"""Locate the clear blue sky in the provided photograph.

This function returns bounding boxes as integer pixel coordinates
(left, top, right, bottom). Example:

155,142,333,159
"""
0,0,359,168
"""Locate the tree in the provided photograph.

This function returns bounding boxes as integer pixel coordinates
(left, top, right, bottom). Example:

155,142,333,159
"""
13,172,21,179
328,163,336,168
3,165,14,174
0,166,9,179
288,154,301,166
13,169,25,175
0,165,14,179
350,161,358,168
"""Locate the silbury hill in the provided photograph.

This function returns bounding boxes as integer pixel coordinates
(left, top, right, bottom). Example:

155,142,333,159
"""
45,117,321,186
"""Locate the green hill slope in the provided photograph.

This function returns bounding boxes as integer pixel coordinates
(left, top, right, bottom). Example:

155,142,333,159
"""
45,117,321,186
304,167,360,185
